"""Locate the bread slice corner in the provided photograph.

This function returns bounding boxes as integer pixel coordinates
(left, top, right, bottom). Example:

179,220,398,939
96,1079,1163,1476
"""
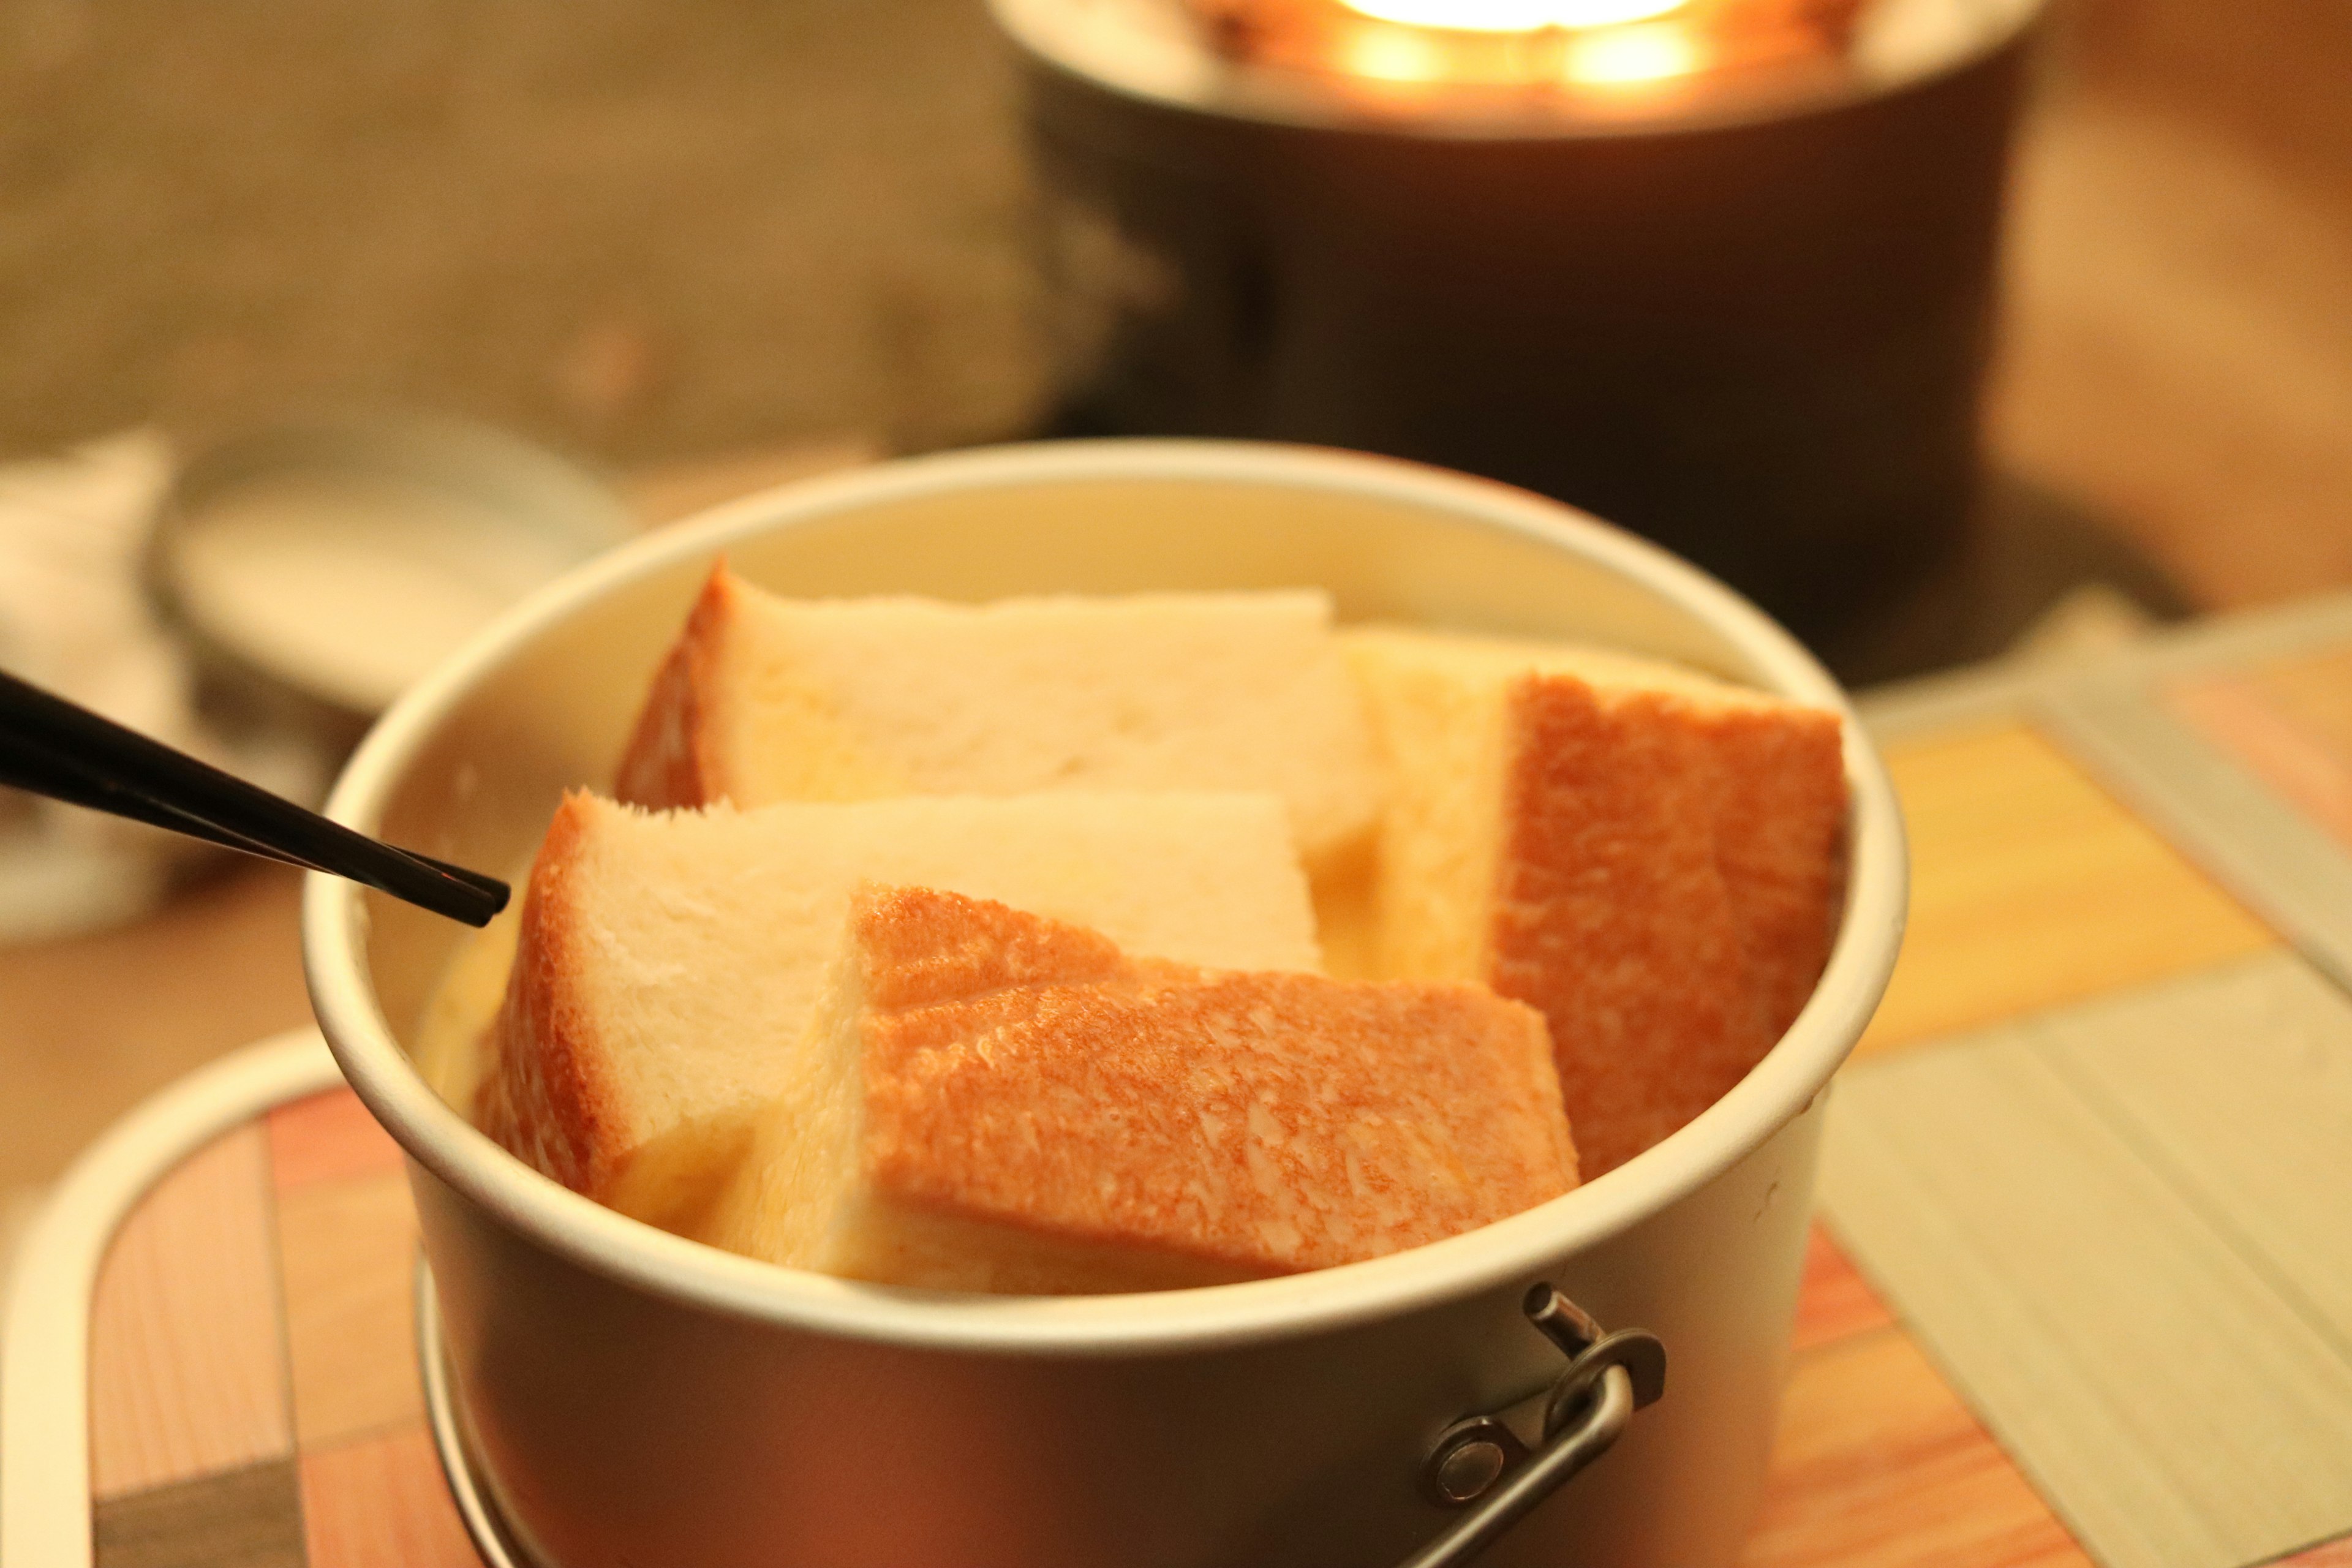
474,789,1325,1228
1344,624,1847,1175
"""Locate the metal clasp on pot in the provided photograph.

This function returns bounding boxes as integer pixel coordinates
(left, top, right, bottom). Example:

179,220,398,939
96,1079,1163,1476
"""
1400,1285,1667,1568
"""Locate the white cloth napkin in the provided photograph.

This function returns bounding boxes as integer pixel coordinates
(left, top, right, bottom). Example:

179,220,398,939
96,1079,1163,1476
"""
0,432,321,944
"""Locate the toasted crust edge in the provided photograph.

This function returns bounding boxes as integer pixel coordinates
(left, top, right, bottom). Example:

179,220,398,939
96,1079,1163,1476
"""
613,562,735,809
1707,703,1849,1038
477,792,627,1197
1489,674,1778,1178
853,886,1579,1278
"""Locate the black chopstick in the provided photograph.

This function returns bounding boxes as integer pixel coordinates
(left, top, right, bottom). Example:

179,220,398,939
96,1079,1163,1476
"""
0,668,509,927
0,745,337,872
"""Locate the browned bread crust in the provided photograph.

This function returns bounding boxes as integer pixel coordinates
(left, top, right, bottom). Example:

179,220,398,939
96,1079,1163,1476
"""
613,564,733,810
475,792,622,1196
1491,677,1844,1175
848,886,1579,1276
1705,702,1848,1038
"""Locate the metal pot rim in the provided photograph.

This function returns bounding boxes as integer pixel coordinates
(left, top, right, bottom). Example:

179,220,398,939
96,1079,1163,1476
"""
301,437,1907,1358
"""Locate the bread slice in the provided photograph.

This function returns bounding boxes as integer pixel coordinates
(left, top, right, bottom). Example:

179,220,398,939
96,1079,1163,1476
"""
699,885,1577,1294
478,790,1321,1229
1344,627,1847,1177
612,569,1384,874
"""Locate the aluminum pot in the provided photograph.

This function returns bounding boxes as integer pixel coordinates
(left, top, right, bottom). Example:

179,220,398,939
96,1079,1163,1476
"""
303,440,1905,1568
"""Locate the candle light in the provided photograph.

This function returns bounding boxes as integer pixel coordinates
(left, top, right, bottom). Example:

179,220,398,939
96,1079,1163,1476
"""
994,0,2045,653
1186,0,1861,106
1348,1,1692,29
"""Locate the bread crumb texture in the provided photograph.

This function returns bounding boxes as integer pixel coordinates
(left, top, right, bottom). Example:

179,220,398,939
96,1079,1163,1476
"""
1348,626,1847,1175
841,886,1577,1286
478,788,1323,1223
612,570,1385,872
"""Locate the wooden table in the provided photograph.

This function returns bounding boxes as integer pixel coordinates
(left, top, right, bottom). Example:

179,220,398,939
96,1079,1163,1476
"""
13,592,2352,1568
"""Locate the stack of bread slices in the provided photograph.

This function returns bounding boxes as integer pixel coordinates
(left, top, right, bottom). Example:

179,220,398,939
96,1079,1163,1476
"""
470,567,1846,1294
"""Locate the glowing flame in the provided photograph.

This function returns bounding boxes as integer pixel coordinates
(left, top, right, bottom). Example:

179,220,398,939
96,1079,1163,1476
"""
1338,0,1691,32
1565,23,1700,81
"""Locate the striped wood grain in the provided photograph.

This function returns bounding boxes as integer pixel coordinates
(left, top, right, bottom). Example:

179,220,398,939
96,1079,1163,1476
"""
276,1168,426,1448
2037,953,2352,1355
1856,725,2275,1055
69,1071,2102,1568
1746,1227,2092,1568
2042,660,2352,998
1789,1226,1894,1355
266,1090,405,1192
91,1460,304,1568
87,1123,292,1499
2168,673,2352,849
2179,643,2352,791
1822,1000,2352,1568
300,1427,484,1568
1740,1328,2092,1568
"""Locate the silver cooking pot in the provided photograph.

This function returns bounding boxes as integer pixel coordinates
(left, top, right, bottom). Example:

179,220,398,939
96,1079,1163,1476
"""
304,440,1905,1568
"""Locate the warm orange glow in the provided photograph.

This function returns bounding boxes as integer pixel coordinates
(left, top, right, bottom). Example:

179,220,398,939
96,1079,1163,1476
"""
1339,24,1447,80
1338,0,1691,31
1564,22,1701,81
1188,0,1851,105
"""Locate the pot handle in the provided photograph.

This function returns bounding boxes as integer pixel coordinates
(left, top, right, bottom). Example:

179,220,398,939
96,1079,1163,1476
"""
1395,1286,1668,1568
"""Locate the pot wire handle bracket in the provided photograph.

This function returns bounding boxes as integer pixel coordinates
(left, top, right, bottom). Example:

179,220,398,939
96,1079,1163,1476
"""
1399,1284,1667,1568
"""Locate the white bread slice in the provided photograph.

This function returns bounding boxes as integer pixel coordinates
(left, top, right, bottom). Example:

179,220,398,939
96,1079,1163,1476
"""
1344,626,1847,1177
699,885,1577,1294
478,790,1320,1229
612,569,1384,874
